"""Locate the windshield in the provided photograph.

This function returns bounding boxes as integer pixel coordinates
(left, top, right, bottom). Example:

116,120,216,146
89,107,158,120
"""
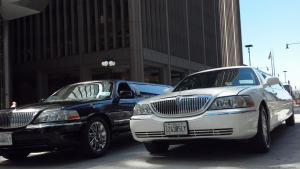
173,68,259,92
45,82,113,102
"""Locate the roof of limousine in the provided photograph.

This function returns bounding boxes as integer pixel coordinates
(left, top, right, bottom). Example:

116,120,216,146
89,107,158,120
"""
63,80,173,87
190,66,253,75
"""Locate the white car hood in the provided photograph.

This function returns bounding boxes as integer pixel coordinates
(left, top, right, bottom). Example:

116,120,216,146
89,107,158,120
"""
139,86,251,104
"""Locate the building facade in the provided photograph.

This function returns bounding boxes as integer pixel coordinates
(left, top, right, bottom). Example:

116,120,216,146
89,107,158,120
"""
0,0,243,108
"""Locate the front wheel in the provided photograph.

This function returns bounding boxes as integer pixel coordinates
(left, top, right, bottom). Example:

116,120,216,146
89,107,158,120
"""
82,117,111,158
144,142,169,153
248,105,270,153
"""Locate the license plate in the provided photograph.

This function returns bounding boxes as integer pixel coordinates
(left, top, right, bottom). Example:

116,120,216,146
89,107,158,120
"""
164,121,188,136
0,133,12,146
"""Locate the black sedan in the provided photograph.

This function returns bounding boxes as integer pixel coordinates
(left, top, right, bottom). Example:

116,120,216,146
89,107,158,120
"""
0,80,173,160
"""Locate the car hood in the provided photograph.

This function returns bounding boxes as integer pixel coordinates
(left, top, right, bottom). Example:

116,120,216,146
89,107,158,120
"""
2,100,103,114
138,86,251,104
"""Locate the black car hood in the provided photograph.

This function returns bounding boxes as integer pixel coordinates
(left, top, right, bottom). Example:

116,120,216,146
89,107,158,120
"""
10,100,104,112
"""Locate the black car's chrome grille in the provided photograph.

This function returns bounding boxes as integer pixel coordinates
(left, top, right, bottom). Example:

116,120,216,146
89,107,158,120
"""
0,110,38,128
150,95,212,117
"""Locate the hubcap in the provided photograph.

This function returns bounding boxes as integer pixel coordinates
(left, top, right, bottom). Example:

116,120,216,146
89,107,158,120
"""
88,121,107,151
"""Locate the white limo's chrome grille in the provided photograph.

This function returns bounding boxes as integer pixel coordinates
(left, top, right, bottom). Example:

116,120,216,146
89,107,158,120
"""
189,128,233,136
134,128,233,138
135,131,165,138
150,95,212,116
0,110,38,128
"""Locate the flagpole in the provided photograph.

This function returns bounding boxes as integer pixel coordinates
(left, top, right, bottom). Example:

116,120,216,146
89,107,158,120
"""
270,50,273,76
272,49,275,77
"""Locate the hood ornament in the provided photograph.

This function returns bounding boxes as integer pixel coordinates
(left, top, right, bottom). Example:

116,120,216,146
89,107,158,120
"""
175,96,183,107
176,90,183,108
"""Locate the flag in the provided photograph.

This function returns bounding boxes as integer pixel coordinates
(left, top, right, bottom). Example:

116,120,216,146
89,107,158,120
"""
268,52,272,60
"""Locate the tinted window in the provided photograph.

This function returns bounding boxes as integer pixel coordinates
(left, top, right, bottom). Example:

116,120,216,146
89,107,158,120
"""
254,69,269,84
173,68,259,92
45,82,113,102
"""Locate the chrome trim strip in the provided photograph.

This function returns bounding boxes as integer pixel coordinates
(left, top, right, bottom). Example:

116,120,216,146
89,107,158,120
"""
26,122,83,129
204,110,256,116
114,119,130,123
135,128,233,138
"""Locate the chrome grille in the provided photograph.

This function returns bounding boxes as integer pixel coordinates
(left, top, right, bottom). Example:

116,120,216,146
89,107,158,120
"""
189,128,233,136
134,128,233,138
150,95,212,116
0,110,38,128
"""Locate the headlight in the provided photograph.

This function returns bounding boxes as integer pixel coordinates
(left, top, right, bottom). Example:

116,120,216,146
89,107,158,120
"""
34,109,80,123
209,96,254,110
133,104,153,115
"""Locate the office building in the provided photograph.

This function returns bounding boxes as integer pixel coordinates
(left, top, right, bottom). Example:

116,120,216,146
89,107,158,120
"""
0,0,243,107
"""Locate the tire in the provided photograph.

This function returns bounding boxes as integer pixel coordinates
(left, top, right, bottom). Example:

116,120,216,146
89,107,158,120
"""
249,105,270,153
285,109,295,126
144,142,169,153
82,117,111,158
1,150,30,160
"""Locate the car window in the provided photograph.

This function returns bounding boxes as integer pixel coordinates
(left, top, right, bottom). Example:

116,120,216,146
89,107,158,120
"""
173,68,259,92
118,83,132,92
117,82,134,98
45,82,112,102
254,69,270,84
231,69,258,86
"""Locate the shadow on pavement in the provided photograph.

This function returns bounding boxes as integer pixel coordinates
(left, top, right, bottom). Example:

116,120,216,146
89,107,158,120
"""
145,122,300,168
0,134,140,168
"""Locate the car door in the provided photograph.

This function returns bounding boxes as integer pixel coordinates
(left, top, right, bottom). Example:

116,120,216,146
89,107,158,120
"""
272,83,293,122
264,84,279,128
114,82,138,132
254,70,279,129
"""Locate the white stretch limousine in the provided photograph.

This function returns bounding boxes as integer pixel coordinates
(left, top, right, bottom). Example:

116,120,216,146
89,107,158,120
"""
130,66,294,153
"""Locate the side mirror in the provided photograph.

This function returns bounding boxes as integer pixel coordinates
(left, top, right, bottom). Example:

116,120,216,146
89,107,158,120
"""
163,88,173,95
264,77,280,87
119,90,133,99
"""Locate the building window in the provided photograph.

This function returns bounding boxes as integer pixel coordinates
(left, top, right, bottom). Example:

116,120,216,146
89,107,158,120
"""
59,0,65,56
89,0,96,52
144,66,161,84
171,70,185,86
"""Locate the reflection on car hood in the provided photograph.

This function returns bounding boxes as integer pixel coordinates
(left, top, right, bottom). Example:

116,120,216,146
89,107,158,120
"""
139,86,251,104
7,100,101,113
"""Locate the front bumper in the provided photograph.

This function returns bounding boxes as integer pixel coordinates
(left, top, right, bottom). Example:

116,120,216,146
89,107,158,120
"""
130,109,259,143
0,121,84,152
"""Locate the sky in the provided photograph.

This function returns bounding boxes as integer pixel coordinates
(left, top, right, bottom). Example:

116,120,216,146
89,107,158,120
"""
240,0,300,90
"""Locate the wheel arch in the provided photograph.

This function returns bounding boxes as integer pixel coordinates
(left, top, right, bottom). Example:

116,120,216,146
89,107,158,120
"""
259,100,270,129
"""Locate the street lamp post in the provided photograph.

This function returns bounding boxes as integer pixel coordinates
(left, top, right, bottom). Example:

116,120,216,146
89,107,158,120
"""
283,71,287,84
286,42,300,49
245,44,253,66
101,53,116,79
